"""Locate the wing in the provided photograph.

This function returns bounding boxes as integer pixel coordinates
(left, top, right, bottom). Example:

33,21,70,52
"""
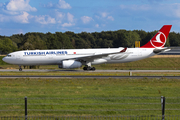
75,47,127,62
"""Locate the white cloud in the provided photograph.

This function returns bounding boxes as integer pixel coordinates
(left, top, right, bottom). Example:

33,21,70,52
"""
0,3,3,7
6,0,37,12
2,9,19,15
55,11,75,26
14,11,29,23
107,16,114,21
170,3,180,18
46,2,53,8
95,24,99,28
43,0,71,9
0,14,7,22
95,15,100,19
34,15,56,24
62,22,74,27
119,4,151,11
56,11,65,23
0,12,30,23
67,12,74,22
56,12,64,19
95,12,114,22
153,3,180,19
81,16,93,24
118,3,180,19
0,12,57,24
57,0,71,9
101,12,108,18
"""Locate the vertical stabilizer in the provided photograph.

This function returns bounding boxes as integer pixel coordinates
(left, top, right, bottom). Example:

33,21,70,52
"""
140,25,172,48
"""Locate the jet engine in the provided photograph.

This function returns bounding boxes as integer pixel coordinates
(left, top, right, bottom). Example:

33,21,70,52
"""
58,60,82,69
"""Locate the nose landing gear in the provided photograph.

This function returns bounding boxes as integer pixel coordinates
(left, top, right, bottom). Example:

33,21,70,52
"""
19,66,22,71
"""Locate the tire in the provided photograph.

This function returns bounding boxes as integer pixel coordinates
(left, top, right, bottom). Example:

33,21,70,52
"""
87,67,91,71
92,67,96,71
83,67,87,70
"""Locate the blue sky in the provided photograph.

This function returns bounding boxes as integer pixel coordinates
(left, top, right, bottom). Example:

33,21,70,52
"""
0,0,180,36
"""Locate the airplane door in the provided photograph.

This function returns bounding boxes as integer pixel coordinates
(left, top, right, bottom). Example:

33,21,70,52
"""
138,49,142,56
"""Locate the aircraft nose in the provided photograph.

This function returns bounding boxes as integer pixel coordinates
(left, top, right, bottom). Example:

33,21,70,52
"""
2,57,9,63
2,57,6,62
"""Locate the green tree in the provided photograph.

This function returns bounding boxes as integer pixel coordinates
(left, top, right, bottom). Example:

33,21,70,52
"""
74,37,90,48
126,31,141,47
1,28,180,50
169,32,180,46
46,33,59,49
55,32,73,49
20,34,46,50
0,38,18,54
113,30,128,47
10,34,23,48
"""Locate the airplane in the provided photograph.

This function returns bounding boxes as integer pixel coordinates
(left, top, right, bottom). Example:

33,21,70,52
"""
2,25,172,71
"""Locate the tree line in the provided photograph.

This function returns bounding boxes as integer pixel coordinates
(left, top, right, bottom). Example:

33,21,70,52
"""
0,29,179,54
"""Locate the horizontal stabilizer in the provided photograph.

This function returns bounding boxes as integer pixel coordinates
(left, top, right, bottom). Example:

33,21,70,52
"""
153,48,171,54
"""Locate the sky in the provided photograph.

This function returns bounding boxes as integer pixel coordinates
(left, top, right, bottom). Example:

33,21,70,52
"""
0,0,180,36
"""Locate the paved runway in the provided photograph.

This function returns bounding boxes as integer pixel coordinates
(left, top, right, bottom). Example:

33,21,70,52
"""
0,75,180,79
0,69,180,79
0,69,180,72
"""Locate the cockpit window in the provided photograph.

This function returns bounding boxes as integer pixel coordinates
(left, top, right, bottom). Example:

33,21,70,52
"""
7,55,11,57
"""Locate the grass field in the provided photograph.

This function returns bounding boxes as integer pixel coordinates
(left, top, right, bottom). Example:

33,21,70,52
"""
0,56,180,116
0,71,180,76
0,78,180,116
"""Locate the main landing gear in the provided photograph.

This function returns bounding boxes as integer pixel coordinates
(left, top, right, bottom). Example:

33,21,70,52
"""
83,62,96,71
19,66,22,71
83,65,96,71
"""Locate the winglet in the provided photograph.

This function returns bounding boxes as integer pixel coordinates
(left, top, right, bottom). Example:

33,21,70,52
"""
120,47,127,52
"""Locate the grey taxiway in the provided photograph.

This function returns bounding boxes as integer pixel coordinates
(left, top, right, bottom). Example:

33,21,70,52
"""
0,69,180,72
0,69,180,79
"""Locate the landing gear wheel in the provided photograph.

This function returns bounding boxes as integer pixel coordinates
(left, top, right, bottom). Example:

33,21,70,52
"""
91,67,96,71
83,66,87,70
83,66,96,71
19,68,22,71
19,66,22,71
87,66,91,71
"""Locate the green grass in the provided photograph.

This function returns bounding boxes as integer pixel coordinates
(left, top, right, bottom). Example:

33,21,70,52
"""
0,71,180,76
0,56,8,65
0,78,180,116
96,57,180,70
0,57,180,70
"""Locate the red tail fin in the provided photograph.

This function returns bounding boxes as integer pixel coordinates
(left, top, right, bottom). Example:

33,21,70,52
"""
140,25,172,48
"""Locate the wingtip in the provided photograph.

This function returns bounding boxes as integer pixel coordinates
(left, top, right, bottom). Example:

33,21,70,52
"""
120,47,127,52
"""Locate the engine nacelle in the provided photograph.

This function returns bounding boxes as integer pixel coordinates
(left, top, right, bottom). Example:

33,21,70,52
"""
58,60,82,69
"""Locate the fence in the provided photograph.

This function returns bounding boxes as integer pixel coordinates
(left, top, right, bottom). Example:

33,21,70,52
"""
1,115,180,120
0,96,180,119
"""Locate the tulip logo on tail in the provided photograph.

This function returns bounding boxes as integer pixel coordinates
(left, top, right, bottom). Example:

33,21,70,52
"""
140,25,172,48
150,32,166,48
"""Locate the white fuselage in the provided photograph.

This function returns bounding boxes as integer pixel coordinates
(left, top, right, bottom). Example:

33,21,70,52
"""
2,47,156,66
